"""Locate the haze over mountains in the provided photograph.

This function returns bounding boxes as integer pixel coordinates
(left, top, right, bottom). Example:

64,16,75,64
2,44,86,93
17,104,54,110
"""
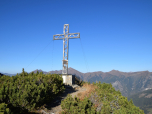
1,67,152,97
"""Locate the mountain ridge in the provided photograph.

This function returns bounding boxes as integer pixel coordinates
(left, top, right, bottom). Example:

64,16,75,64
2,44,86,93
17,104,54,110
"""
1,67,151,76
1,67,152,97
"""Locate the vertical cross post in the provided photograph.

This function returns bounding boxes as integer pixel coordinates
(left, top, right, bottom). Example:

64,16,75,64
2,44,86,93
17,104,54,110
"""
53,24,80,76
62,24,69,74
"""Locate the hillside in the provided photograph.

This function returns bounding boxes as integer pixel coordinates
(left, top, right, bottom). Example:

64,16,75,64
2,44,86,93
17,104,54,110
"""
59,82,144,114
128,89,152,114
32,68,152,97
0,70,145,114
0,69,65,114
2,68,152,97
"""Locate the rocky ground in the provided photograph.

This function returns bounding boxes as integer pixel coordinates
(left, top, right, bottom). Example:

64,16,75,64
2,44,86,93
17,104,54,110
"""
36,85,87,114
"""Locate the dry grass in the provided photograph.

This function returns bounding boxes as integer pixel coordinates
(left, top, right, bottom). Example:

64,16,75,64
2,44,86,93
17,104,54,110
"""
58,111,62,114
77,83,97,100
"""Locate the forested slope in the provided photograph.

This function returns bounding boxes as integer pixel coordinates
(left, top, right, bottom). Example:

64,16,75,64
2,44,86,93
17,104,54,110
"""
128,89,152,114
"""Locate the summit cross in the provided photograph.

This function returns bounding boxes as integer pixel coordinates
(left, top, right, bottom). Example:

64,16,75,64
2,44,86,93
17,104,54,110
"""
53,24,80,75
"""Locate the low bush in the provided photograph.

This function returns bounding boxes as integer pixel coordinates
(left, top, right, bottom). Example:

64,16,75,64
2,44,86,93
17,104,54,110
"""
0,103,12,114
61,82,144,114
61,94,96,114
0,69,65,113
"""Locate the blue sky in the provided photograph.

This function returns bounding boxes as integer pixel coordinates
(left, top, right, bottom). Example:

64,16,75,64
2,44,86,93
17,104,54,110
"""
0,0,152,74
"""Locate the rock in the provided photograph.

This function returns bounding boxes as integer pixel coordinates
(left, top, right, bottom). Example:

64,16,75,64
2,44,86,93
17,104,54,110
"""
71,84,80,90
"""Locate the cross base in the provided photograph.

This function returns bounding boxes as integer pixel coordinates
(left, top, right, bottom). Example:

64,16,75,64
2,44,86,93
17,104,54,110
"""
62,74,75,85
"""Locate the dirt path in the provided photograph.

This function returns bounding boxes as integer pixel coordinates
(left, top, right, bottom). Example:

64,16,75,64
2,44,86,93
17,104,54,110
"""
37,85,87,114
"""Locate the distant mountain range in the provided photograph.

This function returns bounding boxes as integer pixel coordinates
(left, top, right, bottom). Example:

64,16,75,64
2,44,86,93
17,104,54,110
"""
0,72,17,77
1,67,152,97
128,89,152,114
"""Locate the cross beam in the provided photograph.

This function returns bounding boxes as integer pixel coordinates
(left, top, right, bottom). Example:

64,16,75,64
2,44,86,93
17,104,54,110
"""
53,24,80,74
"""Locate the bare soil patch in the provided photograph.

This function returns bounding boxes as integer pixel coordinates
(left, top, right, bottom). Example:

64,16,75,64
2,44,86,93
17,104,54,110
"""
35,85,87,114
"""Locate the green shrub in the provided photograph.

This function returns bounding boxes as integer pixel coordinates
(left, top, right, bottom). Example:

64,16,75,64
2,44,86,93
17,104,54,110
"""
94,82,144,114
61,94,96,114
0,103,12,114
0,69,65,113
61,82,144,114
